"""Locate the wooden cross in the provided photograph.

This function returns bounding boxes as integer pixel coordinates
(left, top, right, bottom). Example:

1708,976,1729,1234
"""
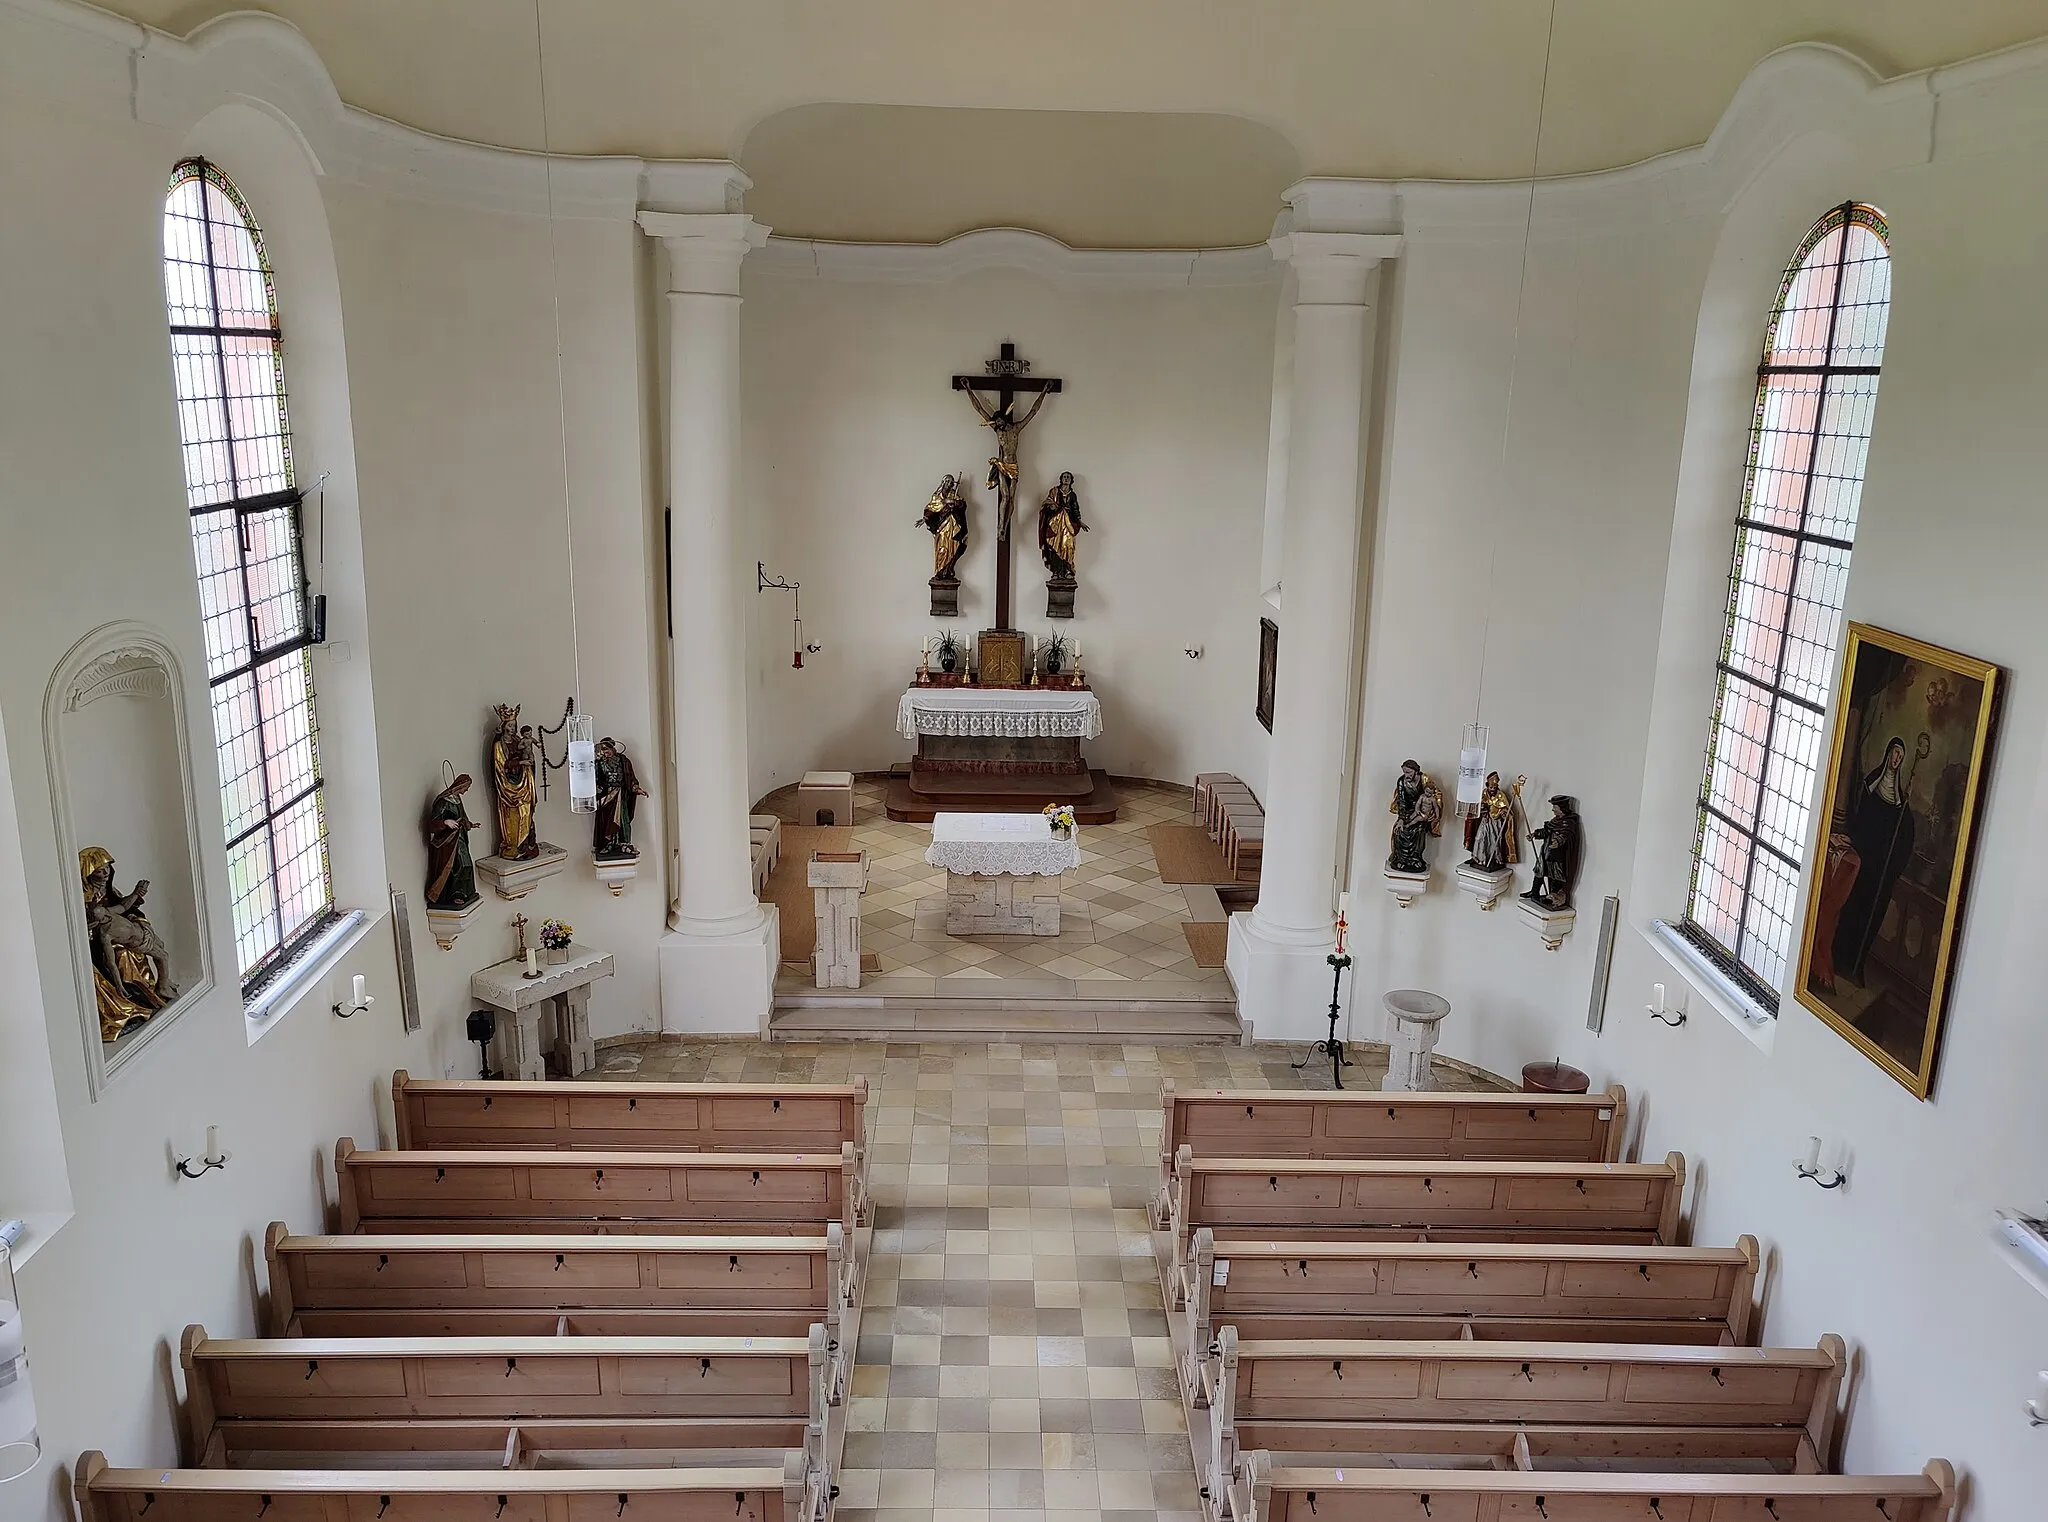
953,342,1062,631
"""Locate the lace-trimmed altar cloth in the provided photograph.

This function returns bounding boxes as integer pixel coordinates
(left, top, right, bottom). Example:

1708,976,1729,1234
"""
896,686,1104,741
926,812,1082,877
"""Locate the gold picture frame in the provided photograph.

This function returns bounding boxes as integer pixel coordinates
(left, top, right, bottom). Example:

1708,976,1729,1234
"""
1794,623,2001,1098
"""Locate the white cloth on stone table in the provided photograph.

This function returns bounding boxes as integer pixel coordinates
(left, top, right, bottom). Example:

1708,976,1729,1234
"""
926,813,1081,877
895,686,1103,741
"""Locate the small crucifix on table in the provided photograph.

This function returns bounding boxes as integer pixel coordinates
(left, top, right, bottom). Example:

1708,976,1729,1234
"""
953,342,1061,632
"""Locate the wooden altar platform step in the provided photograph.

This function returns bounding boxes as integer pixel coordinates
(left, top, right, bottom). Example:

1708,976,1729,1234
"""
883,766,1122,823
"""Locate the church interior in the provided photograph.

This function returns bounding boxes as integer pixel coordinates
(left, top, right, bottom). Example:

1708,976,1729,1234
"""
4,1,2048,1518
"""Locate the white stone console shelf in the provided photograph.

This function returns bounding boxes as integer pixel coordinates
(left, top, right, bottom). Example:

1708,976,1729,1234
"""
470,944,612,1080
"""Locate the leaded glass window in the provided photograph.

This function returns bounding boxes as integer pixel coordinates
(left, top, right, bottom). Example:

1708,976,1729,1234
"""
163,158,334,987
1683,202,1891,1011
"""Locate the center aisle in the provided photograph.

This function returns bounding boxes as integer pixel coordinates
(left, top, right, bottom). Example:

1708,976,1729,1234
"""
595,1034,1500,1522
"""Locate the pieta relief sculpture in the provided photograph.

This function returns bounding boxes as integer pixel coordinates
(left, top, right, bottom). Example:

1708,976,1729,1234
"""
424,773,482,911
1038,471,1088,619
81,845,176,1041
919,472,969,617
489,704,540,861
1523,795,1582,911
1387,760,1444,875
593,737,647,861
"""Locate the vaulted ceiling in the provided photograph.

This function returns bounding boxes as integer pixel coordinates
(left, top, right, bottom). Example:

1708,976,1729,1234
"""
111,1,2048,246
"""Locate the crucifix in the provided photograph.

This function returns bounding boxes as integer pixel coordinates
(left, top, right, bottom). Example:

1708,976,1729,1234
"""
953,342,1061,632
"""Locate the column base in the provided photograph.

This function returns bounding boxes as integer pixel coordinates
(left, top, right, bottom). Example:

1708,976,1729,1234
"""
658,907,781,1035
1225,911,1340,1043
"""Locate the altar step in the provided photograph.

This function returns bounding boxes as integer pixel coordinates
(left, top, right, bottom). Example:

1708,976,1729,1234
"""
884,768,1123,824
769,991,1243,1044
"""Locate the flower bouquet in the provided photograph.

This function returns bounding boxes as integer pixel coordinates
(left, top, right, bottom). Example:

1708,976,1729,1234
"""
539,917,574,962
1042,804,1077,839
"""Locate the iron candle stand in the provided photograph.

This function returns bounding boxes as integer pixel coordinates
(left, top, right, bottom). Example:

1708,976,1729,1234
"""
1295,949,1354,1089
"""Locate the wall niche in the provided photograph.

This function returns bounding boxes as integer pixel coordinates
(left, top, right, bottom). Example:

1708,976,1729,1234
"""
44,624,215,1096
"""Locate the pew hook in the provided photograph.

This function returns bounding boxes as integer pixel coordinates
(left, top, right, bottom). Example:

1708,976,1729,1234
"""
506,1357,518,1377
257,1498,274,1519
702,1357,713,1377
1331,1360,1343,1379
556,1253,566,1271
378,1498,392,1519
1520,1362,1534,1381
496,1498,510,1519
1534,1500,1547,1519
1305,1493,1317,1515
377,1254,389,1272
1649,1501,1662,1520
305,1360,319,1381
138,1496,156,1516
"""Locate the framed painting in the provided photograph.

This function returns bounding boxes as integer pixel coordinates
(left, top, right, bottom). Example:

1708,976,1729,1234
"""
1256,618,1278,733
1794,623,2001,1098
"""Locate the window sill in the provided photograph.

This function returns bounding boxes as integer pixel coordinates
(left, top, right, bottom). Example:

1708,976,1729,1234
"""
1,1211,75,1269
244,909,372,1042
1643,919,1777,1055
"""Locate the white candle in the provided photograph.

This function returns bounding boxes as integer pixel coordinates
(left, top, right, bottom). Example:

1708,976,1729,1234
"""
205,1125,221,1164
351,974,367,1006
1338,891,1350,918
1802,1136,1821,1173
525,947,539,977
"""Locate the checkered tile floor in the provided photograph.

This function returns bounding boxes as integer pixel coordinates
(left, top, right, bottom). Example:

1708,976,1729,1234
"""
762,778,1231,998
595,1036,1505,1522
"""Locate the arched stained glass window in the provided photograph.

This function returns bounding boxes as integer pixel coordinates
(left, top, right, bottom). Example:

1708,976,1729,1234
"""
1682,202,1891,1011
163,157,333,987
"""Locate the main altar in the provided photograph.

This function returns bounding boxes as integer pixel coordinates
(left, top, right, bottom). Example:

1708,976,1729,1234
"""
886,682,1121,823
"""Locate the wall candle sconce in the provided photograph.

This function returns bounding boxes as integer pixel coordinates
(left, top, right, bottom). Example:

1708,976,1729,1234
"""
1795,1136,1846,1190
0,1241,39,1484
175,1126,231,1180
2028,1370,2048,1428
333,973,374,1019
759,562,821,668
1646,982,1686,1027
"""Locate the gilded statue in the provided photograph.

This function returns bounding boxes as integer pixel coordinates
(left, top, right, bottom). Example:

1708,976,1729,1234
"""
80,846,175,1042
423,773,481,909
592,737,647,860
919,473,969,581
1461,771,1520,873
489,705,539,861
1038,471,1087,584
1387,759,1444,875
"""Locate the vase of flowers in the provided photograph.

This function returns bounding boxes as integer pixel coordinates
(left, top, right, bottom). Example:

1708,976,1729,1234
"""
1042,803,1077,839
539,918,574,963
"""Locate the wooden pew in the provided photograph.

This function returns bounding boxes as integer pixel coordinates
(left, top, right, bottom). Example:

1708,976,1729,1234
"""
392,1073,869,1221
1154,1086,1628,1227
1184,1231,1758,1368
335,1140,857,1241
1231,1452,1961,1522
264,1223,854,1397
77,1450,814,1522
1202,1329,1847,1490
1165,1150,1687,1304
179,1323,830,1485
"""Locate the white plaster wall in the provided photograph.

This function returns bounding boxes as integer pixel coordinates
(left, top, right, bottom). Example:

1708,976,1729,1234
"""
1331,66,2048,1522
0,29,663,1517
737,267,1278,802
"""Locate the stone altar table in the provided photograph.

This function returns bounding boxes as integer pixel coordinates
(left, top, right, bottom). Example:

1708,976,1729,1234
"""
470,944,613,1080
927,812,1080,936
889,686,1119,823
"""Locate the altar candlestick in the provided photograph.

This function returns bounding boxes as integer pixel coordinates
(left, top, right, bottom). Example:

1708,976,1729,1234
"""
525,947,540,977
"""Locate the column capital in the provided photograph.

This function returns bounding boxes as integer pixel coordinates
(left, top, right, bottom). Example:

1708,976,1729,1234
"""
637,212,772,296
1267,231,1403,305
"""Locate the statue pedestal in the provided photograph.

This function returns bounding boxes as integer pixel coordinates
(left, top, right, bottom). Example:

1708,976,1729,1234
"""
1518,897,1577,950
929,574,960,619
424,896,480,950
1382,988,1452,1092
1383,867,1430,908
1455,863,1516,910
1045,575,1076,619
594,854,639,897
477,843,568,900
809,852,869,989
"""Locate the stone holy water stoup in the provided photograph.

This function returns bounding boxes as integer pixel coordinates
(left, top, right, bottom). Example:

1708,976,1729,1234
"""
1382,989,1451,1092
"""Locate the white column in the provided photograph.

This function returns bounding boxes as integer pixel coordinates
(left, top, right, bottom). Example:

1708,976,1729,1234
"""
1229,229,1397,1039
638,209,779,1032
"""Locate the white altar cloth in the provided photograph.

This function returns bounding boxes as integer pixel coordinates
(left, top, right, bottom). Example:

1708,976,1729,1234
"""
896,686,1103,741
926,812,1081,877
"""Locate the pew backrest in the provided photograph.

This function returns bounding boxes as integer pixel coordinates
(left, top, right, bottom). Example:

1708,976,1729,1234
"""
1205,1329,1844,1485
393,1072,866,1200
76,1450,812,1522
334,1140,855,1236
180,1322,829,1466
265,1222,851,1365
1186,1230,1757,1351
1169,1150,1686,1298
1232,1453,1959,1522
